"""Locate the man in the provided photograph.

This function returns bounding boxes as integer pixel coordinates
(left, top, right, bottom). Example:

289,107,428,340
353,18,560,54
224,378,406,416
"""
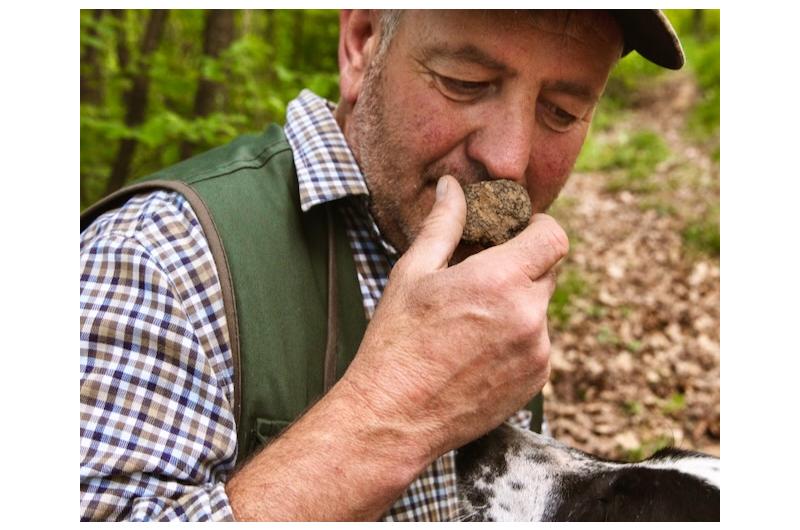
80,10,683,521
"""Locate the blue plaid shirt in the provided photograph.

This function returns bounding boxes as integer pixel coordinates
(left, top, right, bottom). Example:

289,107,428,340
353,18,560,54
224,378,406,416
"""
80,90,531,521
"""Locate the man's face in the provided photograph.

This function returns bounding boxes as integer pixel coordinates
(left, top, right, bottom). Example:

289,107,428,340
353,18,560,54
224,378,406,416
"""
341,10,623,254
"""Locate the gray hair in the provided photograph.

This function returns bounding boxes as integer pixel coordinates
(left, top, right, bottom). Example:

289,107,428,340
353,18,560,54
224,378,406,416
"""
375,10,403,61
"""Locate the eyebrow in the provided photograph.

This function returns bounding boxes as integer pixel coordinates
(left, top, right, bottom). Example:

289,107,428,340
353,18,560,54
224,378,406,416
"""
542,80,599,104
419,43,512,73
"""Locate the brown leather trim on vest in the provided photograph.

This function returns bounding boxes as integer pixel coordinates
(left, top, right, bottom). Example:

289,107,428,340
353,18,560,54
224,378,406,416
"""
323,204,338,394
80,180,243,428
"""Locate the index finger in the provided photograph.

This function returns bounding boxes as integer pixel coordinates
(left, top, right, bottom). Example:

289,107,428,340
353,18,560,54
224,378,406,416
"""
482,213,569,281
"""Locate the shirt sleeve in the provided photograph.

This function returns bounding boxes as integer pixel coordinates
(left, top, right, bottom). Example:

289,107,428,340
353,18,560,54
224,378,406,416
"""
80,191,238,521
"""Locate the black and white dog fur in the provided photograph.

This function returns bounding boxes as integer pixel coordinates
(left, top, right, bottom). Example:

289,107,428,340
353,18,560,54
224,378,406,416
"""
456,423,720,521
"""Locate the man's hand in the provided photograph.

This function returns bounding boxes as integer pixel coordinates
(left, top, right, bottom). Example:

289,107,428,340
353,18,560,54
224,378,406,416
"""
340,174,568,459
226,175,567,521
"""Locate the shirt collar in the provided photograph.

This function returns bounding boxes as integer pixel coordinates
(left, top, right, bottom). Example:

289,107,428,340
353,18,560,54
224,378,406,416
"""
284,89,370,212
283,89,398,259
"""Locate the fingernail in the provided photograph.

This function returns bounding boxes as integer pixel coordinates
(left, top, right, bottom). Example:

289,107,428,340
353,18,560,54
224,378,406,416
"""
436,176,448,201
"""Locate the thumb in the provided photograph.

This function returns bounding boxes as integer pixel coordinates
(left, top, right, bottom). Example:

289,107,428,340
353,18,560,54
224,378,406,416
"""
402,175,466,275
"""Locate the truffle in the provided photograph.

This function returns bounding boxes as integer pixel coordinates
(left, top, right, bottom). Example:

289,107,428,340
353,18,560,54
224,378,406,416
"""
461,180,532,247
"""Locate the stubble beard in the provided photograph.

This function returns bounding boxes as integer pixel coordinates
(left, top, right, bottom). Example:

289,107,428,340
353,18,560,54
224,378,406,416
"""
348,60,495,256
347,59,420,255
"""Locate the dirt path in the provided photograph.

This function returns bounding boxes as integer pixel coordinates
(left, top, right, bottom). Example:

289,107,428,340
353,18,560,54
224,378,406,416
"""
545,73,720,460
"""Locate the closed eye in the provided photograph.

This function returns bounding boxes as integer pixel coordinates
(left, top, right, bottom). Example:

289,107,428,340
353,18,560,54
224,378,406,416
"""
538,100,579,132
434,74,495,102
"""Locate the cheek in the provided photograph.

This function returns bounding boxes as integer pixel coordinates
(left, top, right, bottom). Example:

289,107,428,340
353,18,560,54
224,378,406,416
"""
394,85,466,162
541,131,585,174
528,135,585,206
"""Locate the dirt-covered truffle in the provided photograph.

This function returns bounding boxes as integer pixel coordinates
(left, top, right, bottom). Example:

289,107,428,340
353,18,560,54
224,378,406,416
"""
461,180,532,247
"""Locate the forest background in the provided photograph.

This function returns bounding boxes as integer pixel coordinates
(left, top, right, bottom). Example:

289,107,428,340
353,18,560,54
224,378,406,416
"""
79,9,720,460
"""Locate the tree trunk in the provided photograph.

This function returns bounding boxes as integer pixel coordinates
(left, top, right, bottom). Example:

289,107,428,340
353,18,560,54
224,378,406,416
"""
105,9,169,195
291,10,305,69
265,10,275,49
692,10,705,39
80,10,105,206
264,10,276,84
180,9,235,160
241,9,253,35
111,10,130,73
80,9,105,105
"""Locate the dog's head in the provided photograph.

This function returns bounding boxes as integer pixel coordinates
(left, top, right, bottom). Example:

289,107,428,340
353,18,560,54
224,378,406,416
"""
456,423,719,522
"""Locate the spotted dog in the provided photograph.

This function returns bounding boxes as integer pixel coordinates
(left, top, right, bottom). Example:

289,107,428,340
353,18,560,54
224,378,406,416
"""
456,423,719,521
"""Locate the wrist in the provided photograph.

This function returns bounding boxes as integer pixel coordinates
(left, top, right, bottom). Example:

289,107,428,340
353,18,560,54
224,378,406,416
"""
226,376,432,521
327,375,433,488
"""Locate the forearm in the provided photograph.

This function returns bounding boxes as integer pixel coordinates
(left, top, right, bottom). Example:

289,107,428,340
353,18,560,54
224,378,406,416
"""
225,378,430,521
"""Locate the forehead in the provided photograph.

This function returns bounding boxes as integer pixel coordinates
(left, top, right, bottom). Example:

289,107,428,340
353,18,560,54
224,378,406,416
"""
401,10,620,38
525,10,623,48
395,10,623,66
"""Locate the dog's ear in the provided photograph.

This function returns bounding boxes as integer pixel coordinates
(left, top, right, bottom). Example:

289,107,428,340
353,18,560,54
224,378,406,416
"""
555,468,719,522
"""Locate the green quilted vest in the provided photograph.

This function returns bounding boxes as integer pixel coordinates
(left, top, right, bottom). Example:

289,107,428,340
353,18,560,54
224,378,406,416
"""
80,124,543,464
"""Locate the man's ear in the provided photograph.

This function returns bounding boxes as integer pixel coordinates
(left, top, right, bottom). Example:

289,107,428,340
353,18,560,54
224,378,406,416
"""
338,10,381,107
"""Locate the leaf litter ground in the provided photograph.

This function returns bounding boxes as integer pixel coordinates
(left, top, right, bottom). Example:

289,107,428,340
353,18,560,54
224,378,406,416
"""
545,72,720,460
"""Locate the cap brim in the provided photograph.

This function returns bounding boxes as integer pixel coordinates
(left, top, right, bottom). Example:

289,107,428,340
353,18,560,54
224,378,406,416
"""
611,10,685,70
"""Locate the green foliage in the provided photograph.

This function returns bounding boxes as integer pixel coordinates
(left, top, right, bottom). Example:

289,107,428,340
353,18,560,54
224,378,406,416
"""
625,339,644,353
80,9,341,209
601,9,720,135
597,325,620,346
685,36,721,139
661,392,687,416
624,434,673,462
587,304,607,320
666,9,720,140
579,9,719,185
682,204,720,257
602,48,665,111
576,130,670,194
638,197,679,217
622,399,643,416
548,268,589,329
665,9,720,37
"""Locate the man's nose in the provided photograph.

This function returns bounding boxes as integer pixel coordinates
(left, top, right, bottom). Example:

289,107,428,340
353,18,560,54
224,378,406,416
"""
465,101,535,184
